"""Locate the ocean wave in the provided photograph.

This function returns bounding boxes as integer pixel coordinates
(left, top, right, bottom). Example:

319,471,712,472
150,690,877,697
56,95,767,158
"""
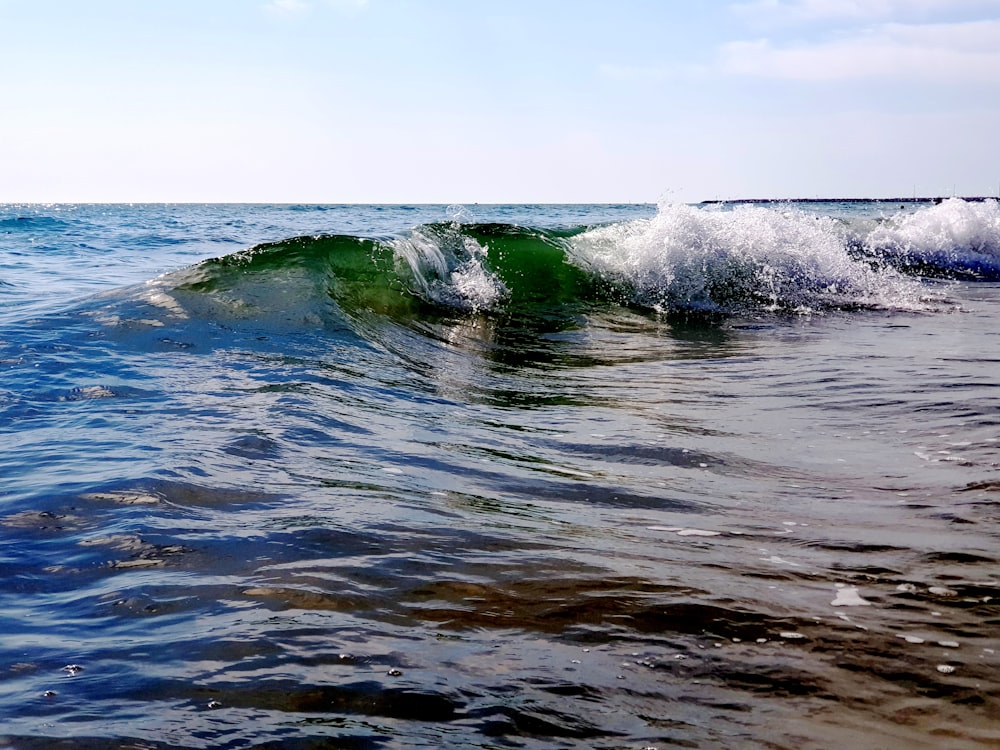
862,198,1000,280
391,223,595,314
138,200,1000,327
568,202,934,314
0,214,75,231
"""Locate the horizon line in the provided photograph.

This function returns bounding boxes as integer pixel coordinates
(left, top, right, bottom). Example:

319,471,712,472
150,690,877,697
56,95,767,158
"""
2,196,997,207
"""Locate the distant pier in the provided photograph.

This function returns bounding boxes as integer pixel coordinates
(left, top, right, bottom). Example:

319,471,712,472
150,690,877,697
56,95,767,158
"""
699,196,996,205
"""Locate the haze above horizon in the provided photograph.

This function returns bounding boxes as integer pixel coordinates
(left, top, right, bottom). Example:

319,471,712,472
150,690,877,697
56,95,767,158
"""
2,0,999,204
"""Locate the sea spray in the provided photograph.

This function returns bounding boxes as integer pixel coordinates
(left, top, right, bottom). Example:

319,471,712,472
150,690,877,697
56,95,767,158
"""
864,197,1000,279
391,224,508,314
567,201,936,313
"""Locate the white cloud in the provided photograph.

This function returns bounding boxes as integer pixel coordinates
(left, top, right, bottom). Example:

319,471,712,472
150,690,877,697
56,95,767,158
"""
732,0,1000,24
720,19,1000,81
263,0,310,15
262,0,368,19
327,0,369,13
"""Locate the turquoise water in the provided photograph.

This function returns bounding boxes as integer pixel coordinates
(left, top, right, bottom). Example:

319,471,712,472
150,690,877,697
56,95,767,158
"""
1,200,998,748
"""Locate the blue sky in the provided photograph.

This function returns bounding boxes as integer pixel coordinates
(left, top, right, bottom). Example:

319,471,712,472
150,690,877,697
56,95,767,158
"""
2,0,999,202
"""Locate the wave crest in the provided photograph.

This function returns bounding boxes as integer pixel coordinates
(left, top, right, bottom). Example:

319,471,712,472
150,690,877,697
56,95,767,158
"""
391,225,509,314
864,198,1000,279
569,202,934,314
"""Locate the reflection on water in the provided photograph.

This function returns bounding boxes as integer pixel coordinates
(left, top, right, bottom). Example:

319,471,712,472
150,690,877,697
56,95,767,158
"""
1,281,999,749
1,466,996,748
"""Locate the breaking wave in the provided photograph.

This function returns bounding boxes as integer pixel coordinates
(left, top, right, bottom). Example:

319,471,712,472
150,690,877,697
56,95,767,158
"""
141,198,1000,327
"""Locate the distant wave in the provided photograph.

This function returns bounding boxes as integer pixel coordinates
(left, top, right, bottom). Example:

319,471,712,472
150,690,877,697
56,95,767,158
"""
0,215,74,231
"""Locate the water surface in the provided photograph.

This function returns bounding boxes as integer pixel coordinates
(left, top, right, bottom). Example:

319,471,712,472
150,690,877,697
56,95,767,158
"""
1,200,998,748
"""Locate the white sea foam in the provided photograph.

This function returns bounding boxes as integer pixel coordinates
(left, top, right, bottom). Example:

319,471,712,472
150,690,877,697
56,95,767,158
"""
831,585,872,607
865,198,1000,277
392,227,508,313
648,526,722,537
569,201,930,313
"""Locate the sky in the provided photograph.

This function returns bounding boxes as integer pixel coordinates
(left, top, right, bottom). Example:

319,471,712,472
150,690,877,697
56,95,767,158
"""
2,0,999,203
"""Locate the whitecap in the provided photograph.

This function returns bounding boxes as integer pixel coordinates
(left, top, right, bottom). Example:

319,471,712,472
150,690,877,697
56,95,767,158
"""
831,585,872,607
567,201,933,314
391,227,508,313
865,198,1000,279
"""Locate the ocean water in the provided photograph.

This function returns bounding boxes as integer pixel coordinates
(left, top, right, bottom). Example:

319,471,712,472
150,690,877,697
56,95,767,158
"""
0,199,998,749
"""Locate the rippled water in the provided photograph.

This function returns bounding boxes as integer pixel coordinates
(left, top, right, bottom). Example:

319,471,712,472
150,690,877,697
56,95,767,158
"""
1,202,998,748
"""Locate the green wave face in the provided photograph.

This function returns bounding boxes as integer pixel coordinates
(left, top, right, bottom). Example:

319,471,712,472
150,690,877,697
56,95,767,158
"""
170,224,605,331
391,223,604,315
174,233,427,321
460,223,596,306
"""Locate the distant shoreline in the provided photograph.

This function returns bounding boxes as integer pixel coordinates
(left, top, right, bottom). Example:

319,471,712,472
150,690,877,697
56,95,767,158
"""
699,196,997,205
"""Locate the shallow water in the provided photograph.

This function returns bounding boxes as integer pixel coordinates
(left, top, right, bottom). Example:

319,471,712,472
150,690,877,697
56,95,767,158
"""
1,202,998,748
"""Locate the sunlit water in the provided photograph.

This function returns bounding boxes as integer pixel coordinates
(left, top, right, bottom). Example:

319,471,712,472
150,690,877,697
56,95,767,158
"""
1,201,998,748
